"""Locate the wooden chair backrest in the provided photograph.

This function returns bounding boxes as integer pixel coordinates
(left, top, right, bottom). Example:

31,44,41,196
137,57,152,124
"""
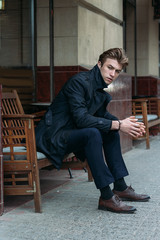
2,90,25,145
146,97,160,117
132,98,150,148
132,99,148,121
2,90,24,115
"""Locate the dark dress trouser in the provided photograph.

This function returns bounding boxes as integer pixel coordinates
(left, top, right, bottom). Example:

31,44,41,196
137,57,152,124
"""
65,128,129,189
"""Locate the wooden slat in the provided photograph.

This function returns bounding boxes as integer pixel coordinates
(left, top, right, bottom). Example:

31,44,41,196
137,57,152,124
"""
0,68,34,111
148,118,160,128
0,68,33,77
4,163,32,171
2,88,33,93
0,79,33,86
4,188,33,196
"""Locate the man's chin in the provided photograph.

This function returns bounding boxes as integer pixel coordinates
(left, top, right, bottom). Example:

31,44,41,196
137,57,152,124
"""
104,80,112,85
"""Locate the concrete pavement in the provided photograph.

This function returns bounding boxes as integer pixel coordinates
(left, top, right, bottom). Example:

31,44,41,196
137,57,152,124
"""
0,136,160,240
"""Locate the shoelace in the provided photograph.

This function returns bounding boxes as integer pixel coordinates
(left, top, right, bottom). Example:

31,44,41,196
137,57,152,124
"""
114,195,121,203
128,186,135,192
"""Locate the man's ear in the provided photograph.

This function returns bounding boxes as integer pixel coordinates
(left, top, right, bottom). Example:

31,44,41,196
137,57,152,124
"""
97,61,101,69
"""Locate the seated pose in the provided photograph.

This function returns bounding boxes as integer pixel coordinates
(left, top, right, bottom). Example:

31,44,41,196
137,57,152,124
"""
35,48,150,213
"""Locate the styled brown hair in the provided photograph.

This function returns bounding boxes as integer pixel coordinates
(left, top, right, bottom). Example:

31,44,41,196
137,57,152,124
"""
98,48,128,68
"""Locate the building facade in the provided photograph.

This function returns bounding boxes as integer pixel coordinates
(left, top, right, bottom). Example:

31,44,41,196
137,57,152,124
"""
0,0,159,152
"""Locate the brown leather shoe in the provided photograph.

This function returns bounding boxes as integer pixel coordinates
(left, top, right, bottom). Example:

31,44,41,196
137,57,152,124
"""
98,195,136,213
113,186,150,202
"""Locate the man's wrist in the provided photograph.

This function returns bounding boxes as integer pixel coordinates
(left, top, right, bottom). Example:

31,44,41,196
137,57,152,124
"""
118,120,121,131
111,120,122,130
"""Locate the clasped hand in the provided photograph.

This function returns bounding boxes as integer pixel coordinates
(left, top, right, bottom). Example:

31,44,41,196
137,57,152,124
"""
120,116,146,138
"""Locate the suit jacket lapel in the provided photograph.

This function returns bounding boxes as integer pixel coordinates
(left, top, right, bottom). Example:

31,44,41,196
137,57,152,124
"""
88,90,111,115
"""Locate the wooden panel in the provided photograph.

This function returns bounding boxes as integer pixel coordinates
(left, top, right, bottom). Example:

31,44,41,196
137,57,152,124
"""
0,68,34,111
0,68,33,77
132,76,160,97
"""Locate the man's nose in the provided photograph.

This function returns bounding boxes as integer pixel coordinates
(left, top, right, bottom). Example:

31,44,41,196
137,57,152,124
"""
110,70,115,77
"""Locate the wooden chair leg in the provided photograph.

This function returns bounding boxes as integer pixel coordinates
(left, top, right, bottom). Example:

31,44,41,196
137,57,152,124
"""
86,162,93,182
81,161,93,182
68,168,73,179
145,128,150,149
32,166,42,213
33,182,42,213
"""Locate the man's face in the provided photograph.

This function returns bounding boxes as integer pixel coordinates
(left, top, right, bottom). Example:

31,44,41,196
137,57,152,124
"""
97,58,122,85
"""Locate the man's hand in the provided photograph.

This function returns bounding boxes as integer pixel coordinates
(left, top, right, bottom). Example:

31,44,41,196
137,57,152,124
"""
119,116,146,138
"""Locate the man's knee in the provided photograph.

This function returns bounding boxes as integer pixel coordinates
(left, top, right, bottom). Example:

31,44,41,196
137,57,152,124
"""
101,130,121,147
102,129,120,139
86,128,102,143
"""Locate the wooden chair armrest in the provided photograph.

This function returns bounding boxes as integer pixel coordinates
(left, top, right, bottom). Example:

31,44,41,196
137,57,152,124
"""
31,111,46,127
32,110,46,117
146,97,160,101
132,98,148,103
133,97,160,102
2,114,36,120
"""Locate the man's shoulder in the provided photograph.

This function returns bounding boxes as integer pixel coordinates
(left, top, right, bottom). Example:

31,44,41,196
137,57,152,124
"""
62,65,98,92
71,70,90,80
70,65,97,82
66,71,90,88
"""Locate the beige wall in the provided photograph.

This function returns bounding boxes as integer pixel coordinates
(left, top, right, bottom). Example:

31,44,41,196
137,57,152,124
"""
37,0,49,66
83,0,123,20
54,1,78,66
78,6,104,68
125,2,136,76
0,0,31,67
148,0,159,76
78,3,123,68
48,0,123,67
36,0,160,76
0,0,159,78
129,0,159,77
37,0,78,66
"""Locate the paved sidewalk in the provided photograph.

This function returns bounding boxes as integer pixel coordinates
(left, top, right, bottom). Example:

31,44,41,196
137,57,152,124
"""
0,136,160,240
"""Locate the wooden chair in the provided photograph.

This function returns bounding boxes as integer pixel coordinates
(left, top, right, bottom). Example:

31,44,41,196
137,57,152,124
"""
132,97,160,149
2,90,92,213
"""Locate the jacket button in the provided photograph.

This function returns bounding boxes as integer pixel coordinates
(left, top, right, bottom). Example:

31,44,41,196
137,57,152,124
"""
98,120,103,124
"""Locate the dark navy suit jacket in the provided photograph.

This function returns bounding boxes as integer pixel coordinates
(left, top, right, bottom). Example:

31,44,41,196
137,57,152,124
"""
35,65,118,169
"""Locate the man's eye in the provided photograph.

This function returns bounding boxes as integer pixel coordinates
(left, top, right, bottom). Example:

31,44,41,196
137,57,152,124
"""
108,66,113,70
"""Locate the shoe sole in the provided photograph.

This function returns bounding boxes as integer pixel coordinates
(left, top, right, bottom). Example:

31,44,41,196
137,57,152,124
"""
98,205,136,214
